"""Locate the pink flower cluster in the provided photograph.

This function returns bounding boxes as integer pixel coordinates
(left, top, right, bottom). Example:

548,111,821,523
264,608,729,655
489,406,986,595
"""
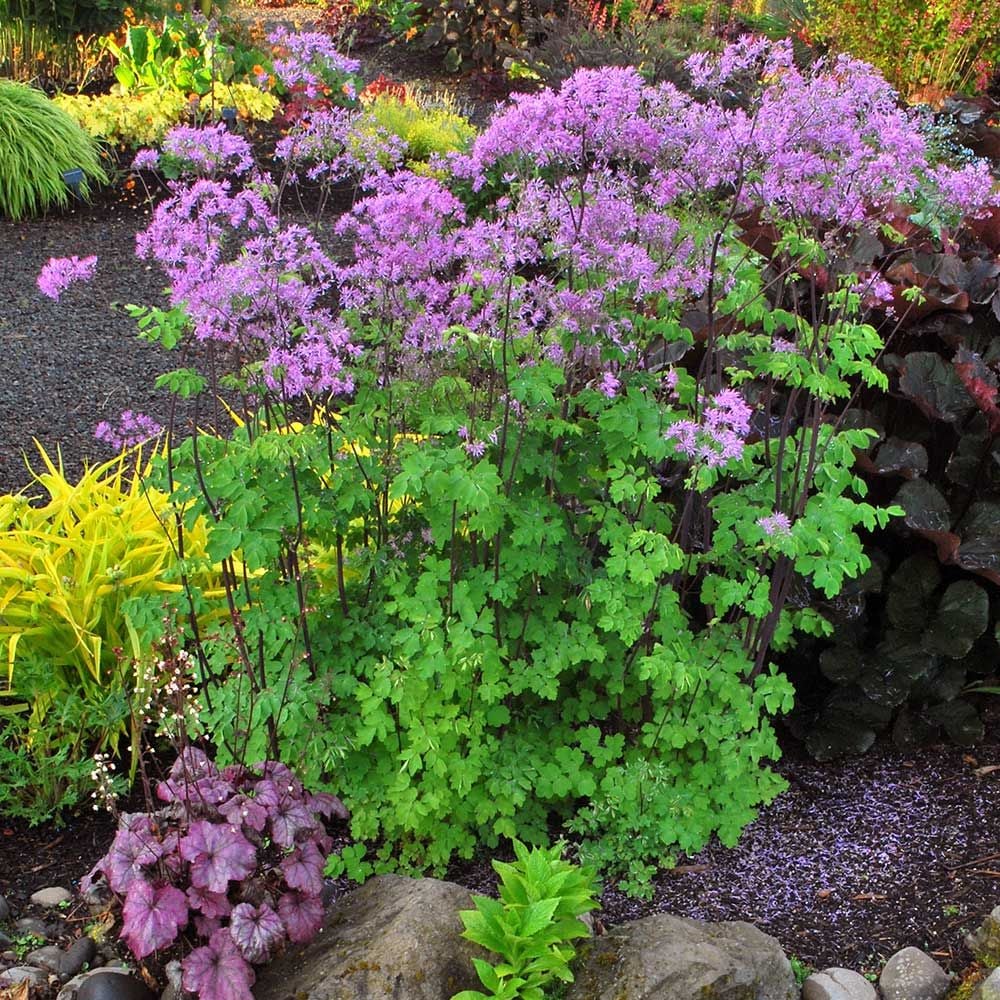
667,389,753,469
36,254,97,300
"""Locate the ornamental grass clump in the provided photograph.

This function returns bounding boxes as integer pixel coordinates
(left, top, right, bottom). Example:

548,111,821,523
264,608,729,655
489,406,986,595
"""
53,36,1000,897
0,79,107,219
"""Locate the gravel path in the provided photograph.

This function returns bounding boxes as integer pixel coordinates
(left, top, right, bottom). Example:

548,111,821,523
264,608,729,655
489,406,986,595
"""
0,199,172,496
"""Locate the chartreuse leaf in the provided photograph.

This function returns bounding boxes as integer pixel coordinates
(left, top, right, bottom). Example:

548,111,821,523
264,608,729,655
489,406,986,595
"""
454,842,599,1000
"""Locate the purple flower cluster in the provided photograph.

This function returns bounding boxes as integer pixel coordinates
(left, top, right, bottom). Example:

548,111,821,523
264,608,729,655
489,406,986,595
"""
136,179,356,398
274,107,405,185
160,123,255,178
95,410,164,450
83,748,347,1000
36,254,97,300
668,389,753,469
268,28,360,101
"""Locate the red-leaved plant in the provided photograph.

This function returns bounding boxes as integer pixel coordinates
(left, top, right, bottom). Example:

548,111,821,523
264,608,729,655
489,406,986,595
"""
82,747,348,1000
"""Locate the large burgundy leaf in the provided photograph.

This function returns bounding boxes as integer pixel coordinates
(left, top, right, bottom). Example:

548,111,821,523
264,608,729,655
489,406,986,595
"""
895,479,961,564
182,928,256,1000
220,792,269,833
121,881,188,959
307,791,350,822
269,799,318,849
953,347,1000,432
898,351,975,424
278,891,325,943
179,820,257,894
229,902,285,963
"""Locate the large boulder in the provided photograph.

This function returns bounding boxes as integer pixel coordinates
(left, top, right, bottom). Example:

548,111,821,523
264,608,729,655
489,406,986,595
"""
565,912,797,1000
253,875,487,1000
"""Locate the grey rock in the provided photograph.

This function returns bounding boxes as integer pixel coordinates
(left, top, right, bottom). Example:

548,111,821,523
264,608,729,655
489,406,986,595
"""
0,894,10,921
1,951,17,963
974,968,1000,1000
968,907,1000,966
30,886,73,908
58,969,155,1000
14,916,50,936
159,960,184,1000
60,936,98,978
0,965,50,988
802,967,876,1000
26,943,68,974
0,931,12,950
879,947,951,1000
566,912,798,1000
254,874,489,1000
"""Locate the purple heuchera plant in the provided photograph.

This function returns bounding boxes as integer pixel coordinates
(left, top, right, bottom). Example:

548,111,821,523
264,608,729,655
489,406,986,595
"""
82,748,348,1000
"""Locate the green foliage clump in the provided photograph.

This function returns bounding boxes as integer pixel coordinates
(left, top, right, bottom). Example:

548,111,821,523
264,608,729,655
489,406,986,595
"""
361,92,476,163
0,80,107,219
454,841,600,1000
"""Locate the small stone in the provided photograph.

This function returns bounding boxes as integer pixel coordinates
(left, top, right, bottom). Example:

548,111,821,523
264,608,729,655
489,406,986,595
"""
975,968,1000,1000
967,907,1000,966
879,947,951,1000
0,931,12,950
0,894,10,921
58,968,155,1000
1,950,17,963
60,937,98,978
26,943,67,974
76,970,157,1000
0,965,49,988
14,916,49,936
803,967,877,1000
30,886,73,908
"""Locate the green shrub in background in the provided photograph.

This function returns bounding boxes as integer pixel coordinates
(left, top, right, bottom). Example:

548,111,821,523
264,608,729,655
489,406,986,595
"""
0,0,128,39
809,0,1000,102
0,80,108,219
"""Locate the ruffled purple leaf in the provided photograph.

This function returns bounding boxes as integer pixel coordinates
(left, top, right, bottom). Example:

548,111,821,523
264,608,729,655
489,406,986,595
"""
182,928,256,1000
105,816,167,893
194,914,223,938
256,761,303,797
278,891,324,943
180,820,257,894
269,798,317,848
307,791,349,821
229,902,285,963
121,881,188,959
281,841,325,896
187,885,233,919
220,792,269,832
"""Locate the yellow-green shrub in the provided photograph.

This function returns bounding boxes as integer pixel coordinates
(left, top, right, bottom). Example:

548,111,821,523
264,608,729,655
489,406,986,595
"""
54,83,278,148
0,444,219,818
361,92,476,164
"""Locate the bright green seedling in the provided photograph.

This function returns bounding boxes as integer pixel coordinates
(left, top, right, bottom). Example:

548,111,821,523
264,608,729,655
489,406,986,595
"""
453,841,600,1000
